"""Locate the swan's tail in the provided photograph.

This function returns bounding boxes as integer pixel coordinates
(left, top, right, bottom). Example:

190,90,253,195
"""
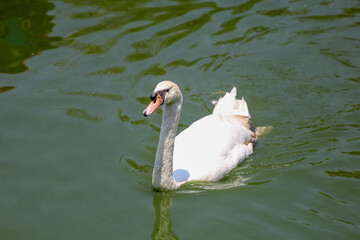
212,87,273,144
212,87,251,118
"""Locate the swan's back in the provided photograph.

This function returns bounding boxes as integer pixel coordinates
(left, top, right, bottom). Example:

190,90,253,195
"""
173,87,255,183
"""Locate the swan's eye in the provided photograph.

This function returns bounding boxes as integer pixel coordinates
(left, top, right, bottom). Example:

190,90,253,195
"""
163,88,169,93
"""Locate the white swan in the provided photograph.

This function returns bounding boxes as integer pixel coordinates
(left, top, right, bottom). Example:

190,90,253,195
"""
143,81,259,190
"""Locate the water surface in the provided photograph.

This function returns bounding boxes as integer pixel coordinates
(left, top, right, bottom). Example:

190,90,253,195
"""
0,0,359,239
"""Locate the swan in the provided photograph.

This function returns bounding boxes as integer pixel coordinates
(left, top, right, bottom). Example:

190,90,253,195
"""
143,81,260,190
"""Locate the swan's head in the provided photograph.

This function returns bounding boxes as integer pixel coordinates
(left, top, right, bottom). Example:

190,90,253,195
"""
143,81,182,117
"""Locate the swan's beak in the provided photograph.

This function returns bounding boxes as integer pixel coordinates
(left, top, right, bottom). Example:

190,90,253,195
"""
143,94,163,117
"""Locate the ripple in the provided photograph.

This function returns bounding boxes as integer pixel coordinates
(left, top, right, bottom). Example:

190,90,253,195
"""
65,108,103,122
320,49,358,69
66,91,124,101
247,179,272,185
123,156,256,193
180,175,251,193
117,109,131,122
325,170,360,180
213,26,278,46
212,15,247,36
342,151,360,156
0,86,16,93
333,217,355,226
299,123,360,134
125,158,152,174
88,66,126,75
298,5,360,21
256,7,309,17
252,157,307,169
126,10,216,61
0,1,61,74
133,63,167,86
319,191,337,201
347,136,360,142
63,0,276,64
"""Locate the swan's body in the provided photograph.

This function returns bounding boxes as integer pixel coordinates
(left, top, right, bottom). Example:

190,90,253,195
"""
143,81,257,190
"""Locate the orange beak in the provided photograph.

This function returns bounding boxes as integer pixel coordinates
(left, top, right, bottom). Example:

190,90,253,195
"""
143,94,163,117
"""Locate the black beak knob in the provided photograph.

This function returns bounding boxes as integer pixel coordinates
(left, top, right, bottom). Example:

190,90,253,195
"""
150,93,157,101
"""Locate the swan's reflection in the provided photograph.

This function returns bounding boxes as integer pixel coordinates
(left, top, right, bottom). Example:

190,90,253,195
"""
152,194,178,240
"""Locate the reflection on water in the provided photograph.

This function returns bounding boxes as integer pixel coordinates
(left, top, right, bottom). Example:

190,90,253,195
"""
152,194,178,240
0,0,61,73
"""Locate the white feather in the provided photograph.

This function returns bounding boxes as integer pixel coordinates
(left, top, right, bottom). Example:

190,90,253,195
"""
146,81,256,190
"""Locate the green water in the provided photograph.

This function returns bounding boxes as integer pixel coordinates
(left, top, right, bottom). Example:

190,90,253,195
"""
1,0,359,239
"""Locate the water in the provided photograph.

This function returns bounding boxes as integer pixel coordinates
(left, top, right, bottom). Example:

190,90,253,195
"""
1,0,359,239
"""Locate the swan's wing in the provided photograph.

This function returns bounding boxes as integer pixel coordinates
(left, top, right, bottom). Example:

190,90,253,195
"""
173,114,254,182
212,87,251,118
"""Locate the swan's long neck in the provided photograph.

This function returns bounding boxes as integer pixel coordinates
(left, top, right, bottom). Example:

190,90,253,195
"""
152,100,182,190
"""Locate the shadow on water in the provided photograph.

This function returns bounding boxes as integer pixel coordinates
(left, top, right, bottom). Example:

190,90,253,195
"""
0,0,61,74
